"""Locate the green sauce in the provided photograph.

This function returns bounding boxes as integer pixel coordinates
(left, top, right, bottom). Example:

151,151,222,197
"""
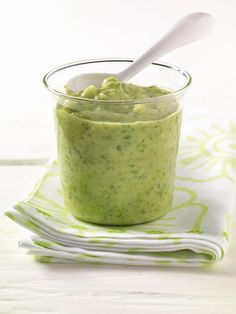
65,76,169,100
56,76,182,225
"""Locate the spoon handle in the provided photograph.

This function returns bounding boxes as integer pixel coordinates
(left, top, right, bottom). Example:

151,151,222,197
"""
118,12,215,81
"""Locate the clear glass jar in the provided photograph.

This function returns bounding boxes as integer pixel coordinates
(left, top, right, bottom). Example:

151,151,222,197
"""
43,58,191,225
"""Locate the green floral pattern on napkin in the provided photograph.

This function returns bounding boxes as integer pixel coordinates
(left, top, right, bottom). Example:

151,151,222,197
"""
5,117,236,267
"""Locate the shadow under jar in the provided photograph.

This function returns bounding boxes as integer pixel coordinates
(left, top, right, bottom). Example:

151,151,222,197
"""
43,58,191,226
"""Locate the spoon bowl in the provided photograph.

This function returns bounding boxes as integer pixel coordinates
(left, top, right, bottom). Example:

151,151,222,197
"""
67,72,111,91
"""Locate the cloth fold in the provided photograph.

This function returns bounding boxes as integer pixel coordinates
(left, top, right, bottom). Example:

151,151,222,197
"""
5,117,236,267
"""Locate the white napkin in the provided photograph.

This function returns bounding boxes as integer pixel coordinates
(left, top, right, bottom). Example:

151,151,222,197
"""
5,117,236,267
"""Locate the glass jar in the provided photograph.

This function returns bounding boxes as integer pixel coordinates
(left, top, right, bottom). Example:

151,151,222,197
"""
43,58,191,225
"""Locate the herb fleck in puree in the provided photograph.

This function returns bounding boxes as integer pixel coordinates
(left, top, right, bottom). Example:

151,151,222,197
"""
56,76,182,225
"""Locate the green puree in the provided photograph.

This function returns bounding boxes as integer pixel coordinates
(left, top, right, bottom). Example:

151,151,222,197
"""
56,76,182,225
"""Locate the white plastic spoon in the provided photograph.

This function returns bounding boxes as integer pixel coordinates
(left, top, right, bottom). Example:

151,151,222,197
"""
67,12,215,91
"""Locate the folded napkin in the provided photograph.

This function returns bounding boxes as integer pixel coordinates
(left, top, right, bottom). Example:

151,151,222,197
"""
5,117,236,267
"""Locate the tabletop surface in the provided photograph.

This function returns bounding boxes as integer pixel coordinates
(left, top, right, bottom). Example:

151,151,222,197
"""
1,0,236,313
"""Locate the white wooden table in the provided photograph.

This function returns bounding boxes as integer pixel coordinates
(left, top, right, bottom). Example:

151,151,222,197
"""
1,1,236,313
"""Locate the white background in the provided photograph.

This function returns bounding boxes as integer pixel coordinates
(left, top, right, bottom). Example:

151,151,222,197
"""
0,0,235,161
1,1,236,313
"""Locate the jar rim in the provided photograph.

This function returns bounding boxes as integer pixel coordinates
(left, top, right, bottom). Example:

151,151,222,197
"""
43,58,192,104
